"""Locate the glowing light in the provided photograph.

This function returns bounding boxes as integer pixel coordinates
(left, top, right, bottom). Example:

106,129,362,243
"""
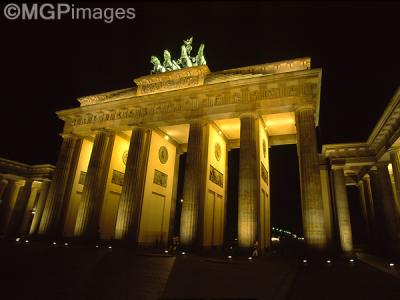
218,130,222,135
303,259,307,263
181,251,186,255
271,237,280,242
349,259,354,263
326,260,332,264
15,238,20,242
25,240,29,243
108,246,112,249
96,245,99,248
389,263,395,267
180,199,184,203
31,211,35,215
248,257,253,260
164,135,169,141
228,255,232,259
164,250,169,254
234,238,238,241
52,242,57,245
64,243,69,246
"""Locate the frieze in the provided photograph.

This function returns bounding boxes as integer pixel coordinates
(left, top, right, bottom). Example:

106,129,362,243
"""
67,81,317,128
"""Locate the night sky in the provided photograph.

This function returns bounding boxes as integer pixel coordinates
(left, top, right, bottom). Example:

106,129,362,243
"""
1,2,399,236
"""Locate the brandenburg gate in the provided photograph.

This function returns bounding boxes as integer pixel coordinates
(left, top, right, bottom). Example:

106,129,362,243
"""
3,38,398,256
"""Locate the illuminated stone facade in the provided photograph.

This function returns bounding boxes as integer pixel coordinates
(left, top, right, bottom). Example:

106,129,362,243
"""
4,57,399,255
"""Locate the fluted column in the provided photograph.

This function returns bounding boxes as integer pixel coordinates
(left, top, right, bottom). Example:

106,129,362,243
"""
74,130,115,240
331,164,353,253
180,120,208,247
0,180,24,235
375,162,400,252
6,179,33,237
389,148,400,219
363,174,378,243
29,180,51,236
19,183,40,235
357,180,371,241
114,127,151,242
38,134,81,237
238,113,259,248
295,107,327,251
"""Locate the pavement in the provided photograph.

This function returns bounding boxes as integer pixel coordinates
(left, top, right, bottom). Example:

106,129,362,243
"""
0,241,399,300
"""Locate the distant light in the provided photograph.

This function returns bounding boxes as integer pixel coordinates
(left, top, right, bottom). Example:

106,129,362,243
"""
181,251,186,255
25,240,29,243
180,199,184,203
234,238,238,241
31,211,35,215
15,238,20,242
52,242,57,245
248,257,253,260
164,135,169,140
96,245,99,248
271,237,280,242
164,250,169,254
229,246,233,249
228,255,232,259
218,130,222,135
389,263,395,267
326,259,332,264
108,246,112,249
303,259,307,263
64,243,69,246
349,259,354,263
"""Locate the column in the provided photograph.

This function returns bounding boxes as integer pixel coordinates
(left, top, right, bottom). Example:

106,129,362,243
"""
19,183,40,235
0,180,24,236
331,164,353,253
114,127,151,242
6,179,33,237
180,120,208,247
363,174,378,243
295,107,327,251
38,134,81,237
238,113,259,249
375,162,400,252
74,130,115,240
357,180,371,241
0,178,8,200
29,180,51,236
320,164,334,248
167,149,181,244
389,149,400,219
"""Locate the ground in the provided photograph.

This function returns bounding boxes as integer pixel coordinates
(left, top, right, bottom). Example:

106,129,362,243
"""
1,241,399,300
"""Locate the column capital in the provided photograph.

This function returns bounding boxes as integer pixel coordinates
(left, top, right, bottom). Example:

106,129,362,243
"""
239,112,259,120
91,128,116,136
331,161,346,170
60,132,82,140
388,146,400,153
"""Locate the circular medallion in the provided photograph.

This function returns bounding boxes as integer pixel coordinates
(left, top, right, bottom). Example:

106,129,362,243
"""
122,150,128,165
262,139,267,158
159,146,168,164
215,142,222,161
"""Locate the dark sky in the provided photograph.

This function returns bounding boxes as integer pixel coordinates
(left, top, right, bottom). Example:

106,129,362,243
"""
1,2,399,234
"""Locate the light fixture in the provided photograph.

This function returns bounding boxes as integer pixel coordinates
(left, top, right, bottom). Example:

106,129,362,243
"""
228,255,232,259
52,242,57,245
303,259,307,263
25,240,29,243
96,245,99,248
164,135,169,141
181,251,186,255
64,242,69,246
248,257,253,260
164,250,169,254
389,263,395,267
15,238,20,242
108,246,112,249
326,259,332,264
349,259,354,263
31,211,35,215
180,199,184,203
